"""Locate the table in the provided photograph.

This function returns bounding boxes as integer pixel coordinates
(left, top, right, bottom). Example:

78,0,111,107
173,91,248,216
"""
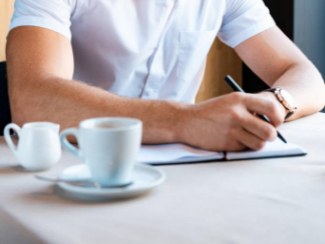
1,113,325,244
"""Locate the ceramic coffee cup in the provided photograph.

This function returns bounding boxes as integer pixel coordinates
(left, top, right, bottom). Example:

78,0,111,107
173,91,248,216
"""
4,122,61,171
60,117,142,187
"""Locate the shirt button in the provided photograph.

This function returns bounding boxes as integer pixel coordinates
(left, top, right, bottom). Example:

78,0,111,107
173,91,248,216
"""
144,89,158,98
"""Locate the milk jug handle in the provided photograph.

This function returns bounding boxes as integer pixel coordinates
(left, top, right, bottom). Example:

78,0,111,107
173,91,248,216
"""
60,128,80,157
4,123,21,156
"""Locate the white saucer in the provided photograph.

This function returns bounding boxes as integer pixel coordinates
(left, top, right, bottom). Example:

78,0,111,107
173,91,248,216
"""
56,164,165,201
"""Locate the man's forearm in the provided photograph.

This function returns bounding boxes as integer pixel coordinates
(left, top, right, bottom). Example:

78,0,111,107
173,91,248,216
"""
268,61,325,121
9,76,189,144
235,26,325,120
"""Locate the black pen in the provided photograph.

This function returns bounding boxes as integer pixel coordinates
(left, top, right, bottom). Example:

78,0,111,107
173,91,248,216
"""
224,75,287,144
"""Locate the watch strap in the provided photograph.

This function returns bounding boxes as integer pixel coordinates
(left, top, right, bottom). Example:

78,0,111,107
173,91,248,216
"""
265,87,297,120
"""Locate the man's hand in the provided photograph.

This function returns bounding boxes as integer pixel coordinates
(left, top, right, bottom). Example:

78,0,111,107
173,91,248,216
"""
177,92,286,151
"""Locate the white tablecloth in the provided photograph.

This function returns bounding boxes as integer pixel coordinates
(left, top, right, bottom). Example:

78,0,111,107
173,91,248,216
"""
1,113,325,244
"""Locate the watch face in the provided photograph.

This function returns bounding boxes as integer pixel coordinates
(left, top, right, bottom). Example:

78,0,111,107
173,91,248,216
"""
280,89,297,110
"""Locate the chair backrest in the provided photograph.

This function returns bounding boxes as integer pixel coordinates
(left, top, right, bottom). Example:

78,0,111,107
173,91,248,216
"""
0,61,12,135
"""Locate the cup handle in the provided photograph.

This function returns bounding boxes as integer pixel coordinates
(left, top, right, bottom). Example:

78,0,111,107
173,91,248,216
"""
60,128,81,157
4,123,21,157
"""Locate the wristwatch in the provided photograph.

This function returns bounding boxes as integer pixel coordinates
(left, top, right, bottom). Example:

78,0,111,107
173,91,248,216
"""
265,87,298,120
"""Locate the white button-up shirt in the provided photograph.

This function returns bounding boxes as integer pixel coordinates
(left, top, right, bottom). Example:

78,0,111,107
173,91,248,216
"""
10,0,275,103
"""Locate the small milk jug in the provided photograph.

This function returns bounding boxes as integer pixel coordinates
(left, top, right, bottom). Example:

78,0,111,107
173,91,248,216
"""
4,122,61,171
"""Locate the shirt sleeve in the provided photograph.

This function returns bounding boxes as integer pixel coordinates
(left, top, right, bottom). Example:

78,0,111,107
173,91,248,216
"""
218,0,276,48
10,0,75,39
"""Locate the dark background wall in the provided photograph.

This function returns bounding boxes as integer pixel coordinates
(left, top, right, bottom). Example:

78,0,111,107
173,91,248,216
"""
294,0,325,77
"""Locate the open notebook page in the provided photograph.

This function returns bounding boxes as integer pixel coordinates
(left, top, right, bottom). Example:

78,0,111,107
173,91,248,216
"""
138,139,306,165
138,143,224,164
226,139,306,160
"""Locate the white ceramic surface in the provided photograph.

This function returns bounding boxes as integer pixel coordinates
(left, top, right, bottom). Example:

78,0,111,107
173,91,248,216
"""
60,117,142,187
57,164,165,201
4,122,61,171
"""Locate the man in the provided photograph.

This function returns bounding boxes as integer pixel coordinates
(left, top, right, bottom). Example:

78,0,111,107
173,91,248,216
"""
6,0,325,151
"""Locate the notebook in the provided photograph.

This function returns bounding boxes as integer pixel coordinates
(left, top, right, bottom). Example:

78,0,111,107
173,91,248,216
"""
138,139,307,165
